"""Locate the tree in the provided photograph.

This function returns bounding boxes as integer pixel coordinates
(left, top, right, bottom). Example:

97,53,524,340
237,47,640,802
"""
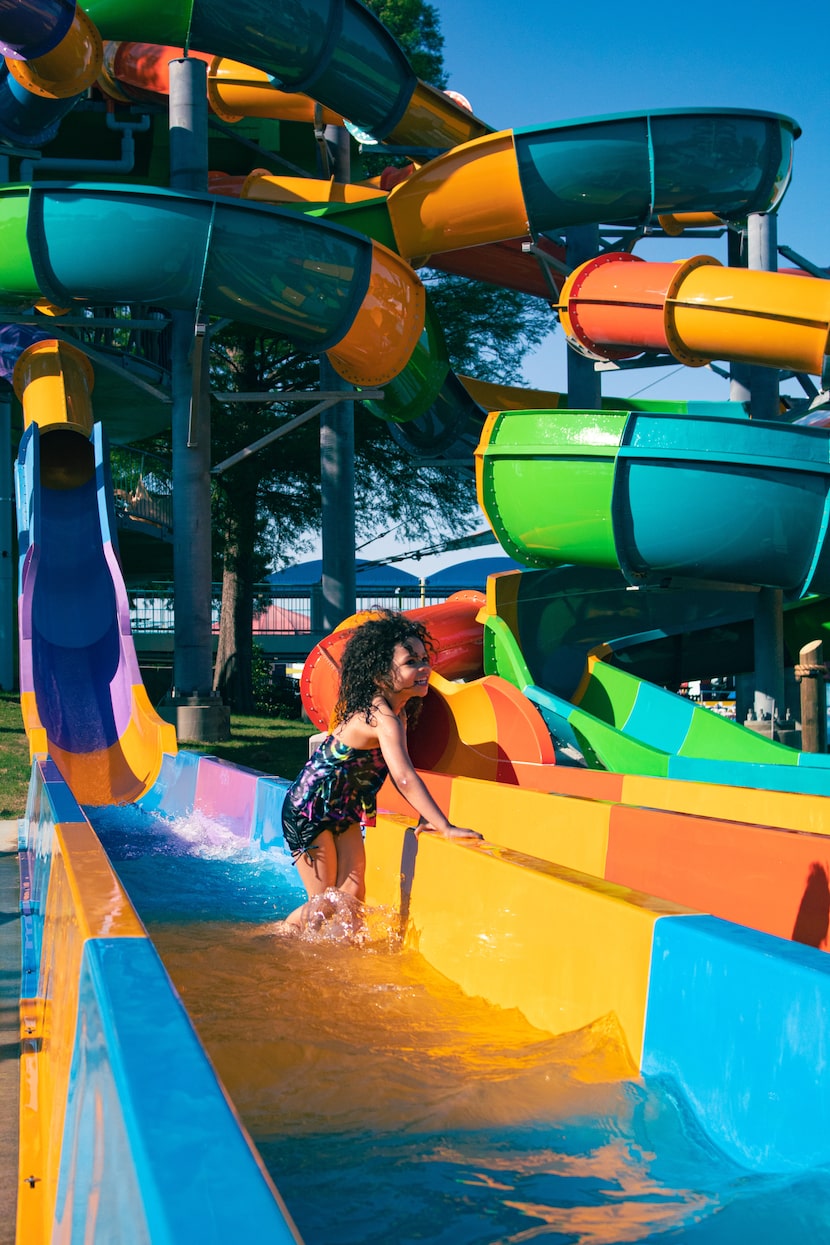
424,272,551,384
364,0,447,87
208,326,482,711
205,0,556,711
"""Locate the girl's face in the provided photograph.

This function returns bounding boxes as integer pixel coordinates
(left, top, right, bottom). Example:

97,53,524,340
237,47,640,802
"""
385,639,431,699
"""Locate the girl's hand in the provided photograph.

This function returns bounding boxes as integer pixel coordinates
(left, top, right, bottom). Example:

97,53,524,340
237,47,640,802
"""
415,822,483,840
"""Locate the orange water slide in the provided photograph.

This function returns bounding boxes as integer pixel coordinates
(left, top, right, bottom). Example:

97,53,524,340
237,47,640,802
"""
98,42,346,124
300,594,555,783
558,251,830,374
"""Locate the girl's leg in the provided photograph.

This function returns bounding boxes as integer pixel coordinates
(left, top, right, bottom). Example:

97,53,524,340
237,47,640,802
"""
294,830,338,898
281,831,338,930
334,823,366,901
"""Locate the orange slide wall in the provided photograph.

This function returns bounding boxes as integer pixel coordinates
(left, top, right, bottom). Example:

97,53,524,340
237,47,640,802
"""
300,593,555,783
379,769,830,952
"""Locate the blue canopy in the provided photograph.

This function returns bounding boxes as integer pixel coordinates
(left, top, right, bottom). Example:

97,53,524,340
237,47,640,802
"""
424,557,524,587
268,558,420,587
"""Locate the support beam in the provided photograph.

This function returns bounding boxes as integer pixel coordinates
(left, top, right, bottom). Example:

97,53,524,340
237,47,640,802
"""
161,55,229,742
727,227,751,406
753,586,785,733
319,356,356,632
318,124,356,632
747,212,781,422
565,225,602,410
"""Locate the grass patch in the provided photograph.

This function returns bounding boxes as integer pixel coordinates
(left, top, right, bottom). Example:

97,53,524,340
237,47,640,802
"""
180,714,315,781
0,693,314,818
0,693,32,819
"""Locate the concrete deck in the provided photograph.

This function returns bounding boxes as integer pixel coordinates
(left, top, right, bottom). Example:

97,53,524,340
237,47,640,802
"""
0,819,19,1245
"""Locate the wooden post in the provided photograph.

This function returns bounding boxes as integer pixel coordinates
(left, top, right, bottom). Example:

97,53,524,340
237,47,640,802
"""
796,640,827,753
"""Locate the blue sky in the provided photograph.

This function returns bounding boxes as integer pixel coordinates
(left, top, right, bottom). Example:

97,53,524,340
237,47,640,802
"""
437,0,829,404
347,0,829,571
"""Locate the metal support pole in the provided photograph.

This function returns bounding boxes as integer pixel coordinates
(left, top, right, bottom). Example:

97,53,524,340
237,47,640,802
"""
727,228,751,405
743,214,784,727
162,55,229,740
319,123,356,631
565,225,602,409
170,313,214,697
319,356,356,631
169,56,208,193
753,586,784,734
0,391,13,690
747,212,780,422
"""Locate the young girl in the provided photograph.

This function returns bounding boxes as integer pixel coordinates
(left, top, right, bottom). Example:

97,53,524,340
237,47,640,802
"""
280,609,481,931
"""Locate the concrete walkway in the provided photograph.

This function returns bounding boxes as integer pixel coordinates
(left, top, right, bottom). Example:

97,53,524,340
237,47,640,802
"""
0,819,20,1245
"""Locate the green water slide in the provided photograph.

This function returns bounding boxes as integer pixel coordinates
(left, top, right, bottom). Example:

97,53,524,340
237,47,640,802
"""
482,587,830,796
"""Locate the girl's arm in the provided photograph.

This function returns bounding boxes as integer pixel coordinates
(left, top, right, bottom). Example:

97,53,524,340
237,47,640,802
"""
375,707,482,839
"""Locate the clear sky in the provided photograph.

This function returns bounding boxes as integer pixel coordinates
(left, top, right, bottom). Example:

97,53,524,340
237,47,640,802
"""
437,0,829,404
349,0,830,573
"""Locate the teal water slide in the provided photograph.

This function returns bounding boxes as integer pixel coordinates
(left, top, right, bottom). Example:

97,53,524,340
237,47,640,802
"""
477,408,830,793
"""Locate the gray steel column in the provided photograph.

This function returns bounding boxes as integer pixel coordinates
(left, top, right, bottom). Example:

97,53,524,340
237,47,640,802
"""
747,211,780,422
754,585,785,730
565,226,602,410
170,311,213,699
169,57,208,194
0,390,13,690
744,214,784,731
319,358,356,631
727,227,751,405
319,124,356,630
165,57,228,739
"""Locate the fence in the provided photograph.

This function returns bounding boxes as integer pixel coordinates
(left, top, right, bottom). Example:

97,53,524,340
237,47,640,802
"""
128,583,459,638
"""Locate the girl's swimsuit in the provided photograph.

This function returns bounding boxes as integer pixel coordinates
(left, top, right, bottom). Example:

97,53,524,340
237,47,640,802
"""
281,734,389,860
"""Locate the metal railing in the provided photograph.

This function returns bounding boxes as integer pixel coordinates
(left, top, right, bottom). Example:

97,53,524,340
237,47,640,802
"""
128,583,459,636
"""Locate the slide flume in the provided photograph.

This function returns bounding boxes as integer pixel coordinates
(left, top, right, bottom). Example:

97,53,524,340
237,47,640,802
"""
14,337,176,804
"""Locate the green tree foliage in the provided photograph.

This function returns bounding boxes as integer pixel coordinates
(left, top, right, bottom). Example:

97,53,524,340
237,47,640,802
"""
200,0,555,710
424,271,552,384
364,0,447,87
207,326,482,710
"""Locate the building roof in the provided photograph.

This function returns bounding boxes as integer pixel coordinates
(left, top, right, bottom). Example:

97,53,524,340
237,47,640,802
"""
424,557,524,587
268,558,420,587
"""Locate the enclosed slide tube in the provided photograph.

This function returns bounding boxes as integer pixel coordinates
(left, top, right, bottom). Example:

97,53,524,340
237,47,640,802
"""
0,0,487,150
13,335,177,804
300,595,556,783
558,250,830,383
0,0,102,145
80,0,489,152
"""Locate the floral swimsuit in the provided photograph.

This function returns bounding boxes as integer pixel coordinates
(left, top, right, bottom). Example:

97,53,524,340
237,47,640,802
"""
281,734,389,860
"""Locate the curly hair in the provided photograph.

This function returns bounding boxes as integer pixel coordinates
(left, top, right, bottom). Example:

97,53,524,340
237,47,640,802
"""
333,608,434,726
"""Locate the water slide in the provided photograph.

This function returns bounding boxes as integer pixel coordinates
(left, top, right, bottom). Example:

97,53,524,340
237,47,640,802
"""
299,593,556,780
473,405,830,790
5,0,830,1239
13,336,177,804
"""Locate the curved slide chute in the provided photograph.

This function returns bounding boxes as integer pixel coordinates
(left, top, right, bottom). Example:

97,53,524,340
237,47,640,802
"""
300,594,555,783
13,336,177,804
476,407,830,597
475,564,830,793
0,180,429,399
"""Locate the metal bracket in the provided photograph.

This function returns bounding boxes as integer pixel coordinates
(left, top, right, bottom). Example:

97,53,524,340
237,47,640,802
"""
210,388,384,475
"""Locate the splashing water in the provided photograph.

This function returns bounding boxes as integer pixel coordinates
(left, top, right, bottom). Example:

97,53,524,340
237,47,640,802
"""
88,803,830,1245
